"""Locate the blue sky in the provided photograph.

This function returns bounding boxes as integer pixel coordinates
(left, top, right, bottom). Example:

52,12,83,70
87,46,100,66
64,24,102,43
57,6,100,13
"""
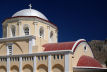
0,0,106,42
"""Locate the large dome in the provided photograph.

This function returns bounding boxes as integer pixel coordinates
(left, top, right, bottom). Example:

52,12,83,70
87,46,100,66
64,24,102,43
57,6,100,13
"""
12,9,48,20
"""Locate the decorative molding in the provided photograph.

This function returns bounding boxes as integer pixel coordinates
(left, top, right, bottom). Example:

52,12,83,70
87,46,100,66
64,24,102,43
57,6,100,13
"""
71,39,86,52
3,17,57,29
47,25,50,29
0,35,36,42
0,50,72,58
33,21,38,25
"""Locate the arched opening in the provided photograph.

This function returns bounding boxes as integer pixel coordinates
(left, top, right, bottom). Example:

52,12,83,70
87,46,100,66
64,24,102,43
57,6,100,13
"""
11,25,16,37
11,65,19,72
50,31,53,39
52,64,64,72
39,27,44,38
24,26,29,35
37,64,48,72
50,31,54,42
23,64,33,72
0,66,6,72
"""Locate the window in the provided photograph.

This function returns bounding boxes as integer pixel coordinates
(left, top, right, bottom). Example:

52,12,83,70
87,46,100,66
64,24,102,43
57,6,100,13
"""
84,46,87,52
7,44,13,55
53,55,56,60
57,55,59,59
50,31,53,39
45,56,47,60
38,56,40,60
11,25,16,37
24,27,29,35
39,27,44,37
41,56,43,60
61,55,63,59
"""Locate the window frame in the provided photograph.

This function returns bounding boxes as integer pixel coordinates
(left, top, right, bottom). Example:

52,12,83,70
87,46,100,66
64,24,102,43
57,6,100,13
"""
50,31,54,39
39,26,44,38
23,25,30,36
7,43,13,55
11,25,16,37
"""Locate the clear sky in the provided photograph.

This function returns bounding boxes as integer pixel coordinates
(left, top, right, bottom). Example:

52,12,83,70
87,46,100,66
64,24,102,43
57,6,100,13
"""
0,0,106,42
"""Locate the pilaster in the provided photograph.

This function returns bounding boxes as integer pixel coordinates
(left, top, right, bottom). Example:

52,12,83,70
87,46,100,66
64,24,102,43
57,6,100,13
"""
48,55,51,72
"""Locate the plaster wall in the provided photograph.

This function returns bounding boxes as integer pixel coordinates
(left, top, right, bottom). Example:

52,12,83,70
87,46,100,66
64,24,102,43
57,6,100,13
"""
72,42,94,67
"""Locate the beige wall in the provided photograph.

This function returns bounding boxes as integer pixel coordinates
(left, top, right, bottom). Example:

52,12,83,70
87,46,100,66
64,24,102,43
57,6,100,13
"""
72,42,94,67
0,40,29,56
3,18,57,44
0,61,6,72
12,40,29,55
0,43,7,56
2,17,58,53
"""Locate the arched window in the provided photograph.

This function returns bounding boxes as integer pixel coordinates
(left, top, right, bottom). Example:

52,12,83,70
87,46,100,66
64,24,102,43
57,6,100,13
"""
50,31,53,39
39,27,44,37
24,26,29,35
84,45,87,52
11,25,16,37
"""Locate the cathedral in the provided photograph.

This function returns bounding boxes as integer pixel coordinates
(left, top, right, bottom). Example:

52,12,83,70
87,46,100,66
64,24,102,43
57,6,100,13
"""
0,4,106,72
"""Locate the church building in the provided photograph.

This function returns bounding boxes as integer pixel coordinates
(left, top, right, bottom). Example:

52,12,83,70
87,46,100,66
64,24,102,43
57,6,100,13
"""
0,4,106,72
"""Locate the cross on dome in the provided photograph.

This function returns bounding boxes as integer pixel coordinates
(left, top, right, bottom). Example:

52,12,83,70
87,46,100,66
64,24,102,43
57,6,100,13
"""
29,4,32,9
12,4,48,20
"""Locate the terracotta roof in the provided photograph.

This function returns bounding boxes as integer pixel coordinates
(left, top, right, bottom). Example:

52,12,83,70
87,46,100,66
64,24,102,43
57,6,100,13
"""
77,55,102,67
43,42,76,51
43,39,86,52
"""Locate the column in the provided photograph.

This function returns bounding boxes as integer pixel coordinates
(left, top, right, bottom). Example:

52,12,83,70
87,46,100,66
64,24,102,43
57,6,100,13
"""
29,38,32,54
7,24,8,37
33,56,36,72
33,21,38,36
47,25,50,43
18,20,21,36
7,57,10,72
48,55,51,72
65,53,69,72
19,57,22,72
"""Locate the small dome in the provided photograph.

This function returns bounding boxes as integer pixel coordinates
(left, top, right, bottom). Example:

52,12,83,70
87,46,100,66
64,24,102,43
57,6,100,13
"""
12,9,48,20
77,55,102,67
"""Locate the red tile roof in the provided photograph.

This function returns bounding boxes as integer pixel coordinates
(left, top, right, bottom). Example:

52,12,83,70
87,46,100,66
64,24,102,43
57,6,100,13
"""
43,42,76,51
77,55,102,67
43,39,86,52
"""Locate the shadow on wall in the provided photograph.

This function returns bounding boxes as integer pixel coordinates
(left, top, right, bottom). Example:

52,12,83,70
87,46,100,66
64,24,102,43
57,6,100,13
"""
105,60,107,67
11,65,19,72
0,66,6,72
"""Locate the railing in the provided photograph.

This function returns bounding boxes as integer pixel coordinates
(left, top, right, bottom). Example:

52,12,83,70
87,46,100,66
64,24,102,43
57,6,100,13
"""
0,50,71,72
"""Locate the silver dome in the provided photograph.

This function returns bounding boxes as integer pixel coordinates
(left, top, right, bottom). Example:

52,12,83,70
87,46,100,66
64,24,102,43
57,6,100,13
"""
12,9,48,20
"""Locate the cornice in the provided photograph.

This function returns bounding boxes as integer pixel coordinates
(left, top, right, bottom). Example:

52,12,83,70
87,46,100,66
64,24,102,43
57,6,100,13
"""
0,35,36,42
0,50,73,57
2,16,58,30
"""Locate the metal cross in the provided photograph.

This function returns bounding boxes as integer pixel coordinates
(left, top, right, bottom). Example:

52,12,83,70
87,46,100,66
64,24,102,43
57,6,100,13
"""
29,4,32,9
